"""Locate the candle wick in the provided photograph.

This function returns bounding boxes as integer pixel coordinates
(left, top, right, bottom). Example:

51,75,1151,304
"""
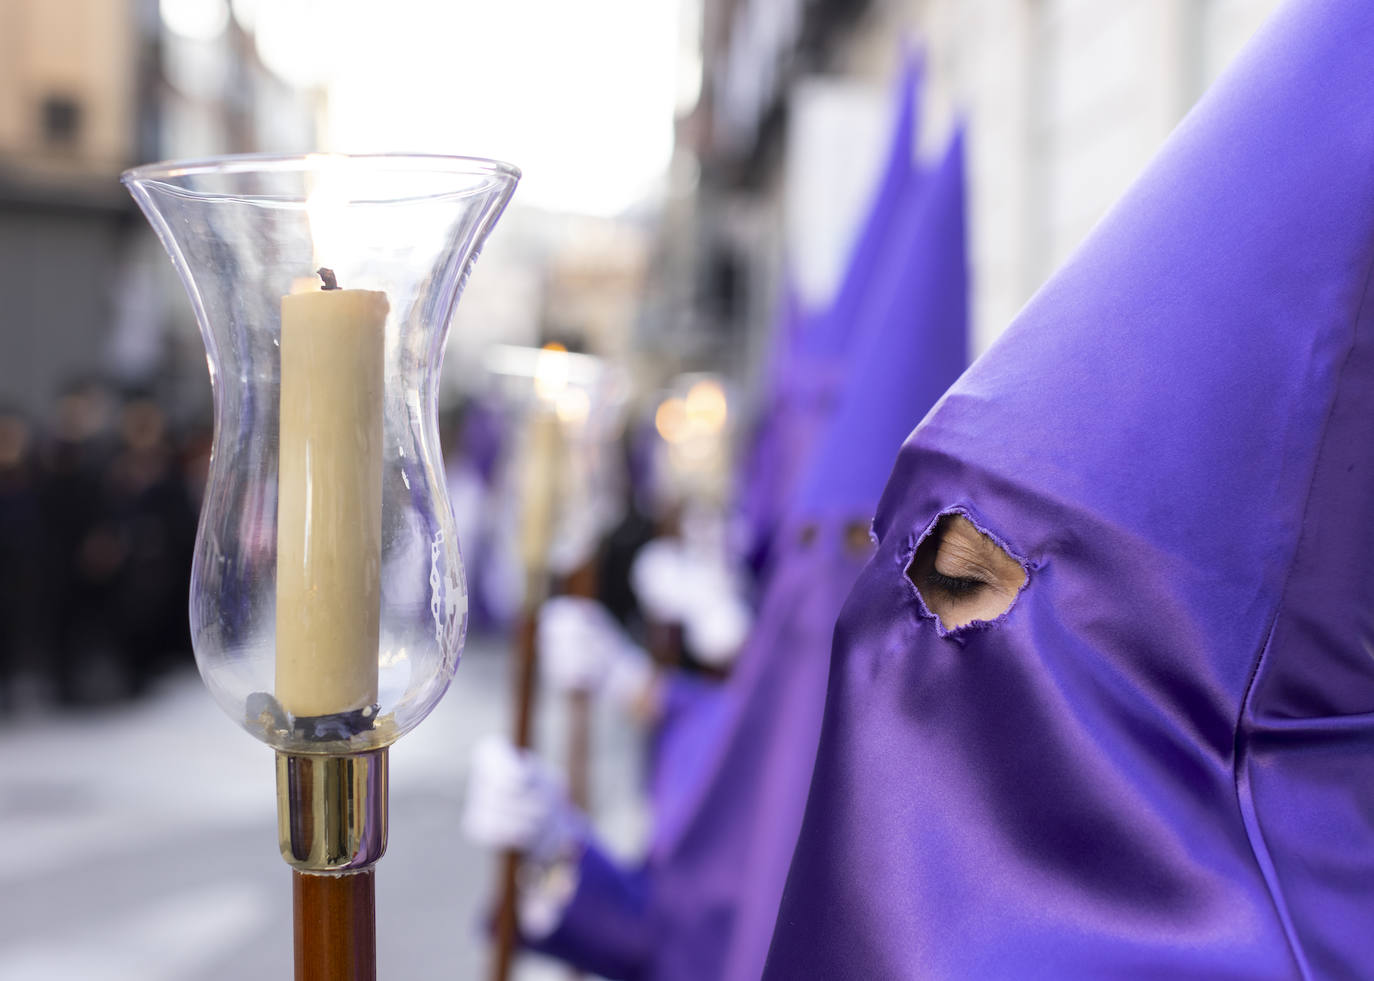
317,267,340,291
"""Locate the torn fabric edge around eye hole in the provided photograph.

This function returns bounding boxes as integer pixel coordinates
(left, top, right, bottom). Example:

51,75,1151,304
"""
902,504,1033,641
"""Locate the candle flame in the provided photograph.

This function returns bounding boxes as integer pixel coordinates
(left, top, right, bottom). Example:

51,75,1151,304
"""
555,386,591,426
655,396,687,443
305,162,351,270
684,379,728,432
534,342,571,401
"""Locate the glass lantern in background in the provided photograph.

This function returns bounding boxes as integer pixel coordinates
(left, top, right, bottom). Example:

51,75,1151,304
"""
484,342,628,581
122,154,519,893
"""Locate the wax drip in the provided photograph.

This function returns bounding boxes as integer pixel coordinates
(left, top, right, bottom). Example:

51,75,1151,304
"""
316,267,340,290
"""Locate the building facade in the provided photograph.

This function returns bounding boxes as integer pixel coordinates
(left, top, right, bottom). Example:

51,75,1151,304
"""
685,0,1285,375
0,0,317,417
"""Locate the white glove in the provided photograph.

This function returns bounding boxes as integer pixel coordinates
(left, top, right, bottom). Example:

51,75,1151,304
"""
632,536,753,667
462,736,587,940
630,538,687,623
536,596,633,690
547,508,603,578
462,735,586,865
682,590,752,668
677,552,752,668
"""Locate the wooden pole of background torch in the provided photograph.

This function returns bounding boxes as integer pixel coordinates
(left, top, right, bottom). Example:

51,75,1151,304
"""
568,684,592,812
559,557,599,981
491,407,563,981
489,607,539,981
562,557,599,812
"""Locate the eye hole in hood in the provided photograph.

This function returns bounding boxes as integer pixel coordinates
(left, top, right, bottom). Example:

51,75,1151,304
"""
908,512,1028,633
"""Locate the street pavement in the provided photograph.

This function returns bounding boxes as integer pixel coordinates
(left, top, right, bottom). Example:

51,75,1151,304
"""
0,634,650,980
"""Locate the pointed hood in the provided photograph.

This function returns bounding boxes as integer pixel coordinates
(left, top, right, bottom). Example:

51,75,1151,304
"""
735,280,809,570
767,1,1374,977
791,127,967,526
752,50,925,577
802,45,923,359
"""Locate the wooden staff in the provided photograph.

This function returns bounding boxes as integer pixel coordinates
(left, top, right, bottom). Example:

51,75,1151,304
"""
277,748,387,981
568,686,592,813
644,506,686,672
489,609,540,981
554,555,600,981
646,618,685,672
561,556,600,811
491,407,563,981
294,870,376,981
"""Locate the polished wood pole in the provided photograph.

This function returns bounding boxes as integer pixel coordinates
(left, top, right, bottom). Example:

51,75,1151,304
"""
567,689,592,809
563,556,599,813
646,618,684,671
490,403,563,981
564,684,592,981
491,605,540,981
294,868,377,981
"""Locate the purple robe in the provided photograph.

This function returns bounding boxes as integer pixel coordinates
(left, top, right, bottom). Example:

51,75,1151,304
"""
648,670,732,845
765,2,1374,977
531,123,968,981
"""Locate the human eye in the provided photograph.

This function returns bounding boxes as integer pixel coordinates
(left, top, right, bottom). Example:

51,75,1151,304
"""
907,514,1026,631
920,567,989,599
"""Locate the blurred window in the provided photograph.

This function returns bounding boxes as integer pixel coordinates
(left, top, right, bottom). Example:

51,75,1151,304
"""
41,94,82,147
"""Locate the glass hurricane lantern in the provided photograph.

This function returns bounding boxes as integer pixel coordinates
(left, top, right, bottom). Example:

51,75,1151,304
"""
122,153,519,979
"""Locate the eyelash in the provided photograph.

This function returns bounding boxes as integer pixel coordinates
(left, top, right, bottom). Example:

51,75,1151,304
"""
923,569,987,598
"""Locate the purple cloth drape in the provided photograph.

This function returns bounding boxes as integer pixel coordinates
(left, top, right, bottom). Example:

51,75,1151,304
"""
765,2,1374,977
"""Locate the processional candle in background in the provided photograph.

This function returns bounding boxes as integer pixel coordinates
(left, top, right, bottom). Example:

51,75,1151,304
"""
122,154,519,981
481,341,623,981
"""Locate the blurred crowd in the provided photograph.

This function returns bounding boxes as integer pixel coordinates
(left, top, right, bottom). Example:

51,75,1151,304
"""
0,363,740,715
0,381,206,708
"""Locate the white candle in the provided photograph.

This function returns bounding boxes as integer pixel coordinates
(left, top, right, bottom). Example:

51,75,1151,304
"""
275,277,388,719
518,407,564,584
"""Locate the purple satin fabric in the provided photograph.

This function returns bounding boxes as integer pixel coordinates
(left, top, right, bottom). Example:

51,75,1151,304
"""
793,129,967,522
708,531,872,980
531,112,968,981
736,285,806,575
748,355,848,585
806,47,922,360
649,671,731,846
765,2,1374,978
648,529,870,978
541,843,653,980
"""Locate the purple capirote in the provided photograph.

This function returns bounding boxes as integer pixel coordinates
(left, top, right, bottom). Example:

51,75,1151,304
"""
527,123,969,981
738,47,924,582
765,1,1374,978
734,282,805,575
646,40,927,859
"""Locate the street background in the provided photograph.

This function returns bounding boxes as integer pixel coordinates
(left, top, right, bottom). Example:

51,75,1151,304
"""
0,637,648,980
